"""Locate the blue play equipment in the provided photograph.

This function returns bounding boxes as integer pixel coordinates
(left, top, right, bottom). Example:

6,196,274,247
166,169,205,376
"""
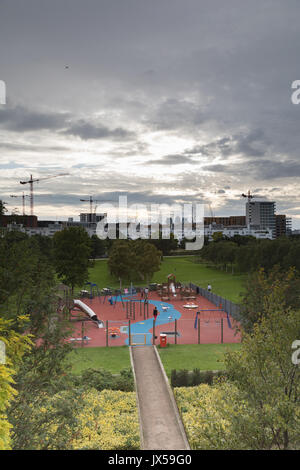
85,282,101,299
124,300,181,345
226,312,232,329
194,311,199,329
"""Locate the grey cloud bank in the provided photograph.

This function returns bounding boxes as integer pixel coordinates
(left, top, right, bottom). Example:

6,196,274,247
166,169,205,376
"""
0,0,300,225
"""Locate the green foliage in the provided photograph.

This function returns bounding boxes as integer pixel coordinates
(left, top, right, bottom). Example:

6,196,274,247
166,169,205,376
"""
0,232,56,322
108,240,137,281
190,368,202,386
149,232,178,256
240,266,300,332
176,280,300,450
0,316,32,450
108,239,161,283
200,236,300,275
53,226,91,291
133,240,162,282
171,368,224,388
90,234,107,258
9,386,140,450
224,303,300,449
72,368,134,392
0,200,7,216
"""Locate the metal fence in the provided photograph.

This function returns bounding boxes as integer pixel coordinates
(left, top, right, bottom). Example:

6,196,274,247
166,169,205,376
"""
189,283,243,323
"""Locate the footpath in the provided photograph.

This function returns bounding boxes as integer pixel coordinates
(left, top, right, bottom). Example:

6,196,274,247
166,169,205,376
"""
130,345,190,450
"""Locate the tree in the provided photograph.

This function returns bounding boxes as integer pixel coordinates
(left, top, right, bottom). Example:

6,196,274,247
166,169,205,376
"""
176,293,300,450
53,227,91,292
7,287,75,449
0,316,32,450
108,240,136,285
224,299,300,449
133,240,162,283
211,231,224,243
0,200,7,216
90,234,106,259
240,266,300,333
149,232,178,256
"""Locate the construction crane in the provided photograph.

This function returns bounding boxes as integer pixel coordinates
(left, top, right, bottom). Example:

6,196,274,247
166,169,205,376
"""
80,196,96,216
242,190,255,203
80,195,113,226
20,173,69,216
10,192,30,216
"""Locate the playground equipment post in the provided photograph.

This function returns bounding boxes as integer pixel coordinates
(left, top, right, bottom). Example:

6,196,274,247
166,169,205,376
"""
221,318,224,344
128,319,131,346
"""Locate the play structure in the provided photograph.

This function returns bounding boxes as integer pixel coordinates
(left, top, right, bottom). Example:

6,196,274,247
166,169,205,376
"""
67,280,240,347
183,302,198,309
73,299,104,328
194,306,230,329
83,282,101,299
108,327,121,338
125,299,149,320
157,273,181,300
157,274,199,303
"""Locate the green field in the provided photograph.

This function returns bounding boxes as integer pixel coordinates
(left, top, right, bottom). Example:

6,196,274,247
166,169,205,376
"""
87,256,246,303
68,346,131,374
157,343,241,376
68,343,241,376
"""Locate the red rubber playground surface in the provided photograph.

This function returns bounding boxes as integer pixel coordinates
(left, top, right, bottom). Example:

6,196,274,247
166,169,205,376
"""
68,291,241,347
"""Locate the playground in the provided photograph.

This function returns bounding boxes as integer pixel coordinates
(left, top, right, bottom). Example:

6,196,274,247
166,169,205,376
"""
67,276,241,347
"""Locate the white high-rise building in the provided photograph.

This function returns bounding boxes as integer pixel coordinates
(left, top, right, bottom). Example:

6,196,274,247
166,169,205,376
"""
246,201,276,238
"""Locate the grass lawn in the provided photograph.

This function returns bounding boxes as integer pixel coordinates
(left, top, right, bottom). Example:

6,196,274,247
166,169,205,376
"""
157,343,242,376
68,346,131,375
87,256,247,303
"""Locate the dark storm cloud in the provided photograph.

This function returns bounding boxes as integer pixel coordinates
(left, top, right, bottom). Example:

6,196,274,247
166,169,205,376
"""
248,159,300,179
63,120,136,141
203,158,300,180
184,129,268,160
146,98,207,132
0,142,70,152
202,164,228,173
0,105,135,142
0,105,69,132
145,154,195,166
34,190,205,209
234,129,268,158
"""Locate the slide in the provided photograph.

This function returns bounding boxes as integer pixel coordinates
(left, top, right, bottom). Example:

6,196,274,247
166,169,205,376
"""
73,299,104,328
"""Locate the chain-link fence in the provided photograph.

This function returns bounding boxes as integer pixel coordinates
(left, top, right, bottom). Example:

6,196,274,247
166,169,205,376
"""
189,283,243,323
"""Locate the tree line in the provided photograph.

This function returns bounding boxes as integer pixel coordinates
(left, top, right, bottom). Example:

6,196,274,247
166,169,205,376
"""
199,235,300,273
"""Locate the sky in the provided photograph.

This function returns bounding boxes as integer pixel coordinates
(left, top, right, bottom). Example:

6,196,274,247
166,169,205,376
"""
0,0,300,226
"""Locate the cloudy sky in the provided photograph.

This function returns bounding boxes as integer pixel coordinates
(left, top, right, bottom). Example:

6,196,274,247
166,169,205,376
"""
1,0,300,226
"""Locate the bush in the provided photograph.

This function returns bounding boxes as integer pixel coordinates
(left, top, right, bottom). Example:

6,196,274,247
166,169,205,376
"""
73,368,134,392
202,370,214,385
191,368,202,386
171,369,223,387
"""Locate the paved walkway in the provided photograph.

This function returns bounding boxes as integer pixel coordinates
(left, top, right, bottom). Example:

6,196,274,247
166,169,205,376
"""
131,346,190,450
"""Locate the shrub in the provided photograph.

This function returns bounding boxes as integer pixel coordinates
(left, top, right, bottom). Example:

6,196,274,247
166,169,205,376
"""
73,368,134,392
191,368,202,386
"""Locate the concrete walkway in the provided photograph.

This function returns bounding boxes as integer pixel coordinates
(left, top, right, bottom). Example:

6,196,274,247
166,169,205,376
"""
130,346,190,450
